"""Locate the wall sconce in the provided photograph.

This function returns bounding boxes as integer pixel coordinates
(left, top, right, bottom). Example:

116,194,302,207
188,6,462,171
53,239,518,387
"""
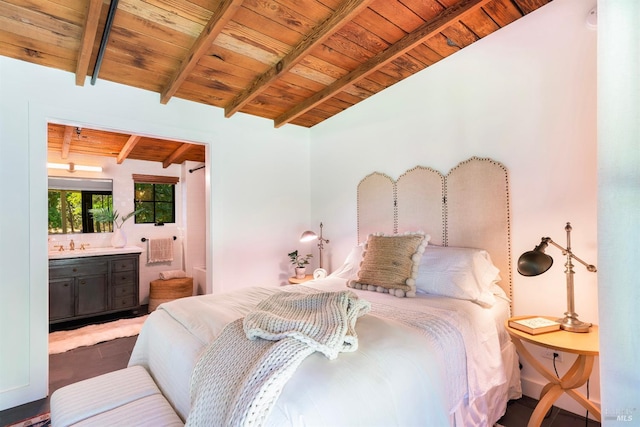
300,222,330,274
47,162,102,173
517,222,597,333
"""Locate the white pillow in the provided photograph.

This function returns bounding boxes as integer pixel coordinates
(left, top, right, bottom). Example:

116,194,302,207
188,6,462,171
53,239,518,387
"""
329,244,364,280
415,245,501,307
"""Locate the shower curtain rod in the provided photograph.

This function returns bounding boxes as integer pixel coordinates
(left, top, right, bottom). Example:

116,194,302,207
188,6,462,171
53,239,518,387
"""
189,165,205,173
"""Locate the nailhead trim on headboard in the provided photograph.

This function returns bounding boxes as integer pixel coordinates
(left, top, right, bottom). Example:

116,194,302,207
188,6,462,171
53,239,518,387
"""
357,156,513,309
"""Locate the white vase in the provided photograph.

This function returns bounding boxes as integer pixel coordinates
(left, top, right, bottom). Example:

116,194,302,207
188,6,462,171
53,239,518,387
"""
111,228,127,248
295,267,306,279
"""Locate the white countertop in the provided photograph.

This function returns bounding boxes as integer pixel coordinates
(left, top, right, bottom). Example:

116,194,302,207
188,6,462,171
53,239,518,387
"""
48,246,142,260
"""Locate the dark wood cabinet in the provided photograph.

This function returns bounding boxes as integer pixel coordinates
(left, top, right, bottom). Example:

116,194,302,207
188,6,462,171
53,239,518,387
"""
49,253,140,324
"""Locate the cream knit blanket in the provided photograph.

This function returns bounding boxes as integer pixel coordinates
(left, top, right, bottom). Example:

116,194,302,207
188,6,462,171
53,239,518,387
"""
186,290,370,427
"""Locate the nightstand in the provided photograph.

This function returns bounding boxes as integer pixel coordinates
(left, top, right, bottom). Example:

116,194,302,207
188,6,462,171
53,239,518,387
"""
288,274,313,284
506,315,600,426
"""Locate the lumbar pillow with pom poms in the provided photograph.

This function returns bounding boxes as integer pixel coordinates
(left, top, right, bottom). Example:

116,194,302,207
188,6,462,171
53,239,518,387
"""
347,231,429,298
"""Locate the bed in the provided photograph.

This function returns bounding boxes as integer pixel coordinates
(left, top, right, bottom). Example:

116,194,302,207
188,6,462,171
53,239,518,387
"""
128,157,522,426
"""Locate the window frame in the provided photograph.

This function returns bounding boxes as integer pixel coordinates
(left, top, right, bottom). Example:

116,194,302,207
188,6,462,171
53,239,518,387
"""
131,174,180,225
134,182,177,225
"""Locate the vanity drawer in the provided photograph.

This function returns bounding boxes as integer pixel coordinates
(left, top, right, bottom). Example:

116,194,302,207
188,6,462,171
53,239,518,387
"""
112,294,136,309
111,258,136,272
50,262,108,279
113,284,135,298
112,271,136,286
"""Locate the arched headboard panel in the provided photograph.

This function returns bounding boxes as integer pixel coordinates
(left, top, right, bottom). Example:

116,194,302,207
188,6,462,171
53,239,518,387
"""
446,158,512,303
356,157,512,305
357,172,395,243
397,166,445,246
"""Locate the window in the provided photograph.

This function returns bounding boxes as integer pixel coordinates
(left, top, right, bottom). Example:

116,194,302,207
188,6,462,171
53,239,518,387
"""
132,174,179,224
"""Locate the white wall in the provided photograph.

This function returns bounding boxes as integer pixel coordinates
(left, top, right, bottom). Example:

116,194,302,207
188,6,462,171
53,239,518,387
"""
310,0,599,416
598,2,640,425
0,57,310,410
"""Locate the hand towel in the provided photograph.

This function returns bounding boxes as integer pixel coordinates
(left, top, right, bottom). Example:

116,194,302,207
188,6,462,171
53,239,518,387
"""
147,238,174,263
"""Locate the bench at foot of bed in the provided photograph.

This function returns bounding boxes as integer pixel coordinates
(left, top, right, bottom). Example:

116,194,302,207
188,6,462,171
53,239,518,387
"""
50,365,183,426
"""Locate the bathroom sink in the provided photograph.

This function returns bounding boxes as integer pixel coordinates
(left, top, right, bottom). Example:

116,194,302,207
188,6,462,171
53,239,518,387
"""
48,246,142,260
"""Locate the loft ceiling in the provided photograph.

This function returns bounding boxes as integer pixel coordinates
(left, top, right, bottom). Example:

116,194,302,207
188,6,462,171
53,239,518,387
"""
2,0,552,128
48,123,206,166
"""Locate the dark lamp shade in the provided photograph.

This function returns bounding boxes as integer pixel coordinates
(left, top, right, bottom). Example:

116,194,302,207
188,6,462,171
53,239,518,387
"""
517,250,554,276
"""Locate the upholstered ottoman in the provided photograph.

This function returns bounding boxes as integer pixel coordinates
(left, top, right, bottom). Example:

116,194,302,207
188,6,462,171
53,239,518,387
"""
50,365,183,426
148,277,193,312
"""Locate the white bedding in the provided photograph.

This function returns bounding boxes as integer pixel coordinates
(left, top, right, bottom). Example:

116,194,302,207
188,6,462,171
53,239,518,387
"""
129,275,521,426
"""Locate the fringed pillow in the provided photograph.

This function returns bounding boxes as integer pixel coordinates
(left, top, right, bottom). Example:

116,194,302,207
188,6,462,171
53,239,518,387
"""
348,232,430,298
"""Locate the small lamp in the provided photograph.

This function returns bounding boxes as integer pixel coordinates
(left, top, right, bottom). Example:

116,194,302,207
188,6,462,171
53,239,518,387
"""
300,222,330,269
517,222,597,333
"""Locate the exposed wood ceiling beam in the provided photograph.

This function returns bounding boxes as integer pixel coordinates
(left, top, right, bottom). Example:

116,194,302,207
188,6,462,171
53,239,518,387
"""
160,0,244,104
61,126,74,159
162,143,192,168
116,134,141,164
224,0,374,118
75,0,103,86
274,0,492,128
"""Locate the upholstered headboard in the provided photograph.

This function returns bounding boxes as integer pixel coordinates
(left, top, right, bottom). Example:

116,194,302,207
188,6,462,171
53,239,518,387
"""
357,157,512,304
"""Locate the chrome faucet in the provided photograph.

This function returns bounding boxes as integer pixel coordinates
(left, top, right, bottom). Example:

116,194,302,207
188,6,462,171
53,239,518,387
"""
69,239,75,251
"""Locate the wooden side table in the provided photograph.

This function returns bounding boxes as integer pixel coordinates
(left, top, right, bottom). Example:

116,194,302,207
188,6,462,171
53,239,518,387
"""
506,315,600,427
288,274,313,284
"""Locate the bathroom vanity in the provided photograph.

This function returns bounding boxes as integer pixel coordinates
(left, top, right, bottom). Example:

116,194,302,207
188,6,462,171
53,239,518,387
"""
48,247,142,324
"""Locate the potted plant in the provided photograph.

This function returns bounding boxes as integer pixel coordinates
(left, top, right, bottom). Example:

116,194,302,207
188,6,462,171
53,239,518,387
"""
89,207,144,248
288,250,313,279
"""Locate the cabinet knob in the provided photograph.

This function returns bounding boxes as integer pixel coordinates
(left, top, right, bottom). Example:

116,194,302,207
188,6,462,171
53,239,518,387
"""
64,283,69,287
80,280,86,285
72,268,77,272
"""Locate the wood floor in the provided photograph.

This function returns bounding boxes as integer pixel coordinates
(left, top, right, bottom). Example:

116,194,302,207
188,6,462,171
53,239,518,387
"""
1,335,601,427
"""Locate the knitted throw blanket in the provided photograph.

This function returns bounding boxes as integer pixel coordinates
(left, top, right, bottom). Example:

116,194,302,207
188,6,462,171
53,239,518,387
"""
186,290,370,427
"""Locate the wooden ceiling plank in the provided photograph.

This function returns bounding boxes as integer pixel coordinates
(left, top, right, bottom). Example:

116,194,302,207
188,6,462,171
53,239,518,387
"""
408,43,442,66
0,6,81,51
233,6,303,46
336,21,389,55
160,0,244,104
483,0,523,27
224,0,373,118
460,8,500,38
143,0,214,24
0,31,77,63
61,126,74,159
75,0,103,86
117,0,204,37
274,0,492,127
352,7,405,45
162,143,193,168
440,21,480,49
116,134,142,164
512,0,553,15
213,32,280,66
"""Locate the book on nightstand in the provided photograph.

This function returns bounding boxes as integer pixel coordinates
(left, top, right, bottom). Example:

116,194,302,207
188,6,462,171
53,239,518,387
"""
508,317,561,335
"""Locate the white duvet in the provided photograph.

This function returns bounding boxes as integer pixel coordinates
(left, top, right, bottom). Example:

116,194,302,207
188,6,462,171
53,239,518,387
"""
129,276,521,426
